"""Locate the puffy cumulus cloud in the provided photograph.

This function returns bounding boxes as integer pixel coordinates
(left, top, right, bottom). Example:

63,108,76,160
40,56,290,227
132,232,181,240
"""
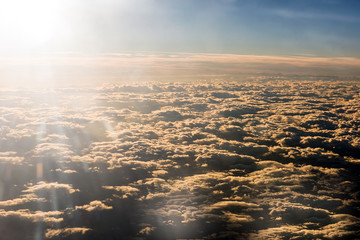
45,227,92,239
0,193,46,207
250,214,360,240
56,169,78,174
103,185,140,198
195,151,256,170
24,181,79,195
0,80,359,239
138,226,156,236
0,151,24,164
31,143,74,157
206,201,260,211
0,181,79,210
75,200,113,212
268,202,332,224
0,209,63,223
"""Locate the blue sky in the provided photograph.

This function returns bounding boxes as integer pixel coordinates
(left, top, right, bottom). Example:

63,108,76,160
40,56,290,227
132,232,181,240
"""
0,0,360,87
1,0,359,57
53,0,360,57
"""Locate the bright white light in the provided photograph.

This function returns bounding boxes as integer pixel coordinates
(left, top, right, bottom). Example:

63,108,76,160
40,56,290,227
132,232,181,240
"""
0,0,68,49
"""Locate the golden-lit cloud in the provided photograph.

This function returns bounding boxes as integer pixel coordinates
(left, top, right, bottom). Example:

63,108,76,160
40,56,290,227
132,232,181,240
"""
0,80,359,239
45,227,92,238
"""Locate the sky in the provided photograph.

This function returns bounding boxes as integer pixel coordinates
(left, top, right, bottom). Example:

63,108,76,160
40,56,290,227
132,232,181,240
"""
0,0,359,87
0,1,360,239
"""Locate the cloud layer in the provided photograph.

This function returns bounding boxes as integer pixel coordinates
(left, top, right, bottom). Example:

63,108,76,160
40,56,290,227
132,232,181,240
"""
0,79,359,239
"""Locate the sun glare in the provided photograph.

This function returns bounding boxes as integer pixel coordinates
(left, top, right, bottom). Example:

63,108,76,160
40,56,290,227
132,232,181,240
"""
0,0,68,49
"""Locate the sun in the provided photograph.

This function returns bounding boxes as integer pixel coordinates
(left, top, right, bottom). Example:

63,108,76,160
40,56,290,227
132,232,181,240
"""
0,0,68,49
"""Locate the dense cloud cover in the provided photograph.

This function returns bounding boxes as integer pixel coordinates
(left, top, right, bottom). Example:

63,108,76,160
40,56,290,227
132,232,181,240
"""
0,80,359,239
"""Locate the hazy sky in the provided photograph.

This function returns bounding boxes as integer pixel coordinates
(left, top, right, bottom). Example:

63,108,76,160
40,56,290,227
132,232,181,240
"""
1,0,359,56
0,0,359,87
